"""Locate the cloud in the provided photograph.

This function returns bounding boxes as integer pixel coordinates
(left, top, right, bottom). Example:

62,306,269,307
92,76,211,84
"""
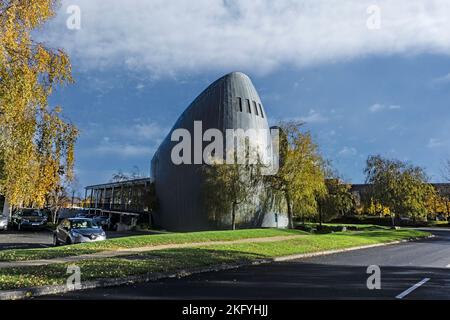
369,104,401,112
119,121,170,142
291,110,329,124
427,138,445,148
432,73,450,85
93,143,154,157
40,0,450,77
80,120,169,158
85,120,169,143
338,146,358,157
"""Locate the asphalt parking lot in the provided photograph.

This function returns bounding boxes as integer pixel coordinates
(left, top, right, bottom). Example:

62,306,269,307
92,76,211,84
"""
0,229,159,251
0,230,53,250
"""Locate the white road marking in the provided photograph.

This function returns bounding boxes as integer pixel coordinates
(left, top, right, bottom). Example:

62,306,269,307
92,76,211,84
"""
396,278,430,299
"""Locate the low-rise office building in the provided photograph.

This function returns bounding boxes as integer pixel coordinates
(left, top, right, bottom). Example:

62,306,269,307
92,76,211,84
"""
84,178,154,230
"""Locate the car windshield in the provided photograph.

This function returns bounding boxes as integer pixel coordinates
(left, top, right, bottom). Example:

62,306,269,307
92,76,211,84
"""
70,219,98,229
22,210,42,217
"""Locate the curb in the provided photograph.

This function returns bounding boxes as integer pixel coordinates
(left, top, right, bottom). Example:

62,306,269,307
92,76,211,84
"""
0,235,434,300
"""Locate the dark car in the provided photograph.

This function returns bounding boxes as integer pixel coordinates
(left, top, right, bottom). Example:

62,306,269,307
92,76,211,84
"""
93,215,111,230
75,212,96,219
53,218,106,246
12,209,48,231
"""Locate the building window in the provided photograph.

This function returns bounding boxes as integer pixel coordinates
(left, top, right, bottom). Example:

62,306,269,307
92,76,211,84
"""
253,101,259,116
259,103,264,118
246,99,251,113
237,97,243,112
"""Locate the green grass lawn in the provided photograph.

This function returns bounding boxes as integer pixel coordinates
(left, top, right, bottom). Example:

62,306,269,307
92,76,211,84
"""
0,228,429,291
198,229,426,257
0,228,306,262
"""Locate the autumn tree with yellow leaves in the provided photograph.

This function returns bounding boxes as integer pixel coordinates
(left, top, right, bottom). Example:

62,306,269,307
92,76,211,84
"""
364,155,434,226
0,0,78,215
265,122,327,229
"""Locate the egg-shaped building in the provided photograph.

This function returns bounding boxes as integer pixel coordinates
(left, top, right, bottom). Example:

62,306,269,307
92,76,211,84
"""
151,72,287,231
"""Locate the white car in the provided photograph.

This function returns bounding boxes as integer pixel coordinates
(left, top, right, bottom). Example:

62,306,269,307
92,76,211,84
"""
0,215,8,231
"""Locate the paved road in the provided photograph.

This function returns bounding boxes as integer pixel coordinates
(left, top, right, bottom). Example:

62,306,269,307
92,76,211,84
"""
0,230,53,250
40,228,450,300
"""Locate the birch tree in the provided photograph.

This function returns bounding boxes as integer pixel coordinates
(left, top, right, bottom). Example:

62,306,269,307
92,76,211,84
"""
0,0,78,210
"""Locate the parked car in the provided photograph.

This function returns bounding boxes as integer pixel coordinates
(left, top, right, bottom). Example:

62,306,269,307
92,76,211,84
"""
12,209,47,231
53,218,106,246
93,215,111,230
0,215,8,231
75,212,96,219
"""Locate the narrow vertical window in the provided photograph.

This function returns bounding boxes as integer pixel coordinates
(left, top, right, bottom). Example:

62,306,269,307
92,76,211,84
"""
259,104,264,118
246,99,251,113
253,101,259,116
237,97,243,112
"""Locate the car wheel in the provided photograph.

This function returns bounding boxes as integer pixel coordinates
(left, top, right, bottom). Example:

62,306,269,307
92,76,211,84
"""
66,237,72,245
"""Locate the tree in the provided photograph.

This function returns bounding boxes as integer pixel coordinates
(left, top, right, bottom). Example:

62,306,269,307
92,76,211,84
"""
111,170,131,183
265,122,327,229
130,165,145,179
0,0,78,212
110,166,145,182
318,178,354,226
46,180,71,224
364,155,432,226
364,198,391,217
67,175,80,208
425,188,450,221
203,152,262,230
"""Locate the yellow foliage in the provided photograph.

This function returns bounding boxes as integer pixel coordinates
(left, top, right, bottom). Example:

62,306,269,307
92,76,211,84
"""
365,199,390,216
0,0,78,207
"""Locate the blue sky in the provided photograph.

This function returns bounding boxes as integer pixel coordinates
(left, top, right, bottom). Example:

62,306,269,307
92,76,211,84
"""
41,1,450,193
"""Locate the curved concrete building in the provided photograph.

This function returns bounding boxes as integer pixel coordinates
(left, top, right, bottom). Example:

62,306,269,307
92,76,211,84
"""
151,72,287,231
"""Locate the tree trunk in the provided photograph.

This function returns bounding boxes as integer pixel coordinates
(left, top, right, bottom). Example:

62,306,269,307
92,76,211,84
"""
2,198,11,222
391,214,396,228
446,200,450,221
319,206,323,228
53,208,59,225
231,202,236,230
285,192,294,229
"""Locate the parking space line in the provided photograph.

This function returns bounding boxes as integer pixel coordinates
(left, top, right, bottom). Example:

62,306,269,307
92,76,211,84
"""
396,278,430,299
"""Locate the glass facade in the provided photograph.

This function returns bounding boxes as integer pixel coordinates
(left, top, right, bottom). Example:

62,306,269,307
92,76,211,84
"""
85,178,154,214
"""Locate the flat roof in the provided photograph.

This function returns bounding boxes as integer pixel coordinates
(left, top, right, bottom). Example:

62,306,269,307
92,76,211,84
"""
85,178,152,190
